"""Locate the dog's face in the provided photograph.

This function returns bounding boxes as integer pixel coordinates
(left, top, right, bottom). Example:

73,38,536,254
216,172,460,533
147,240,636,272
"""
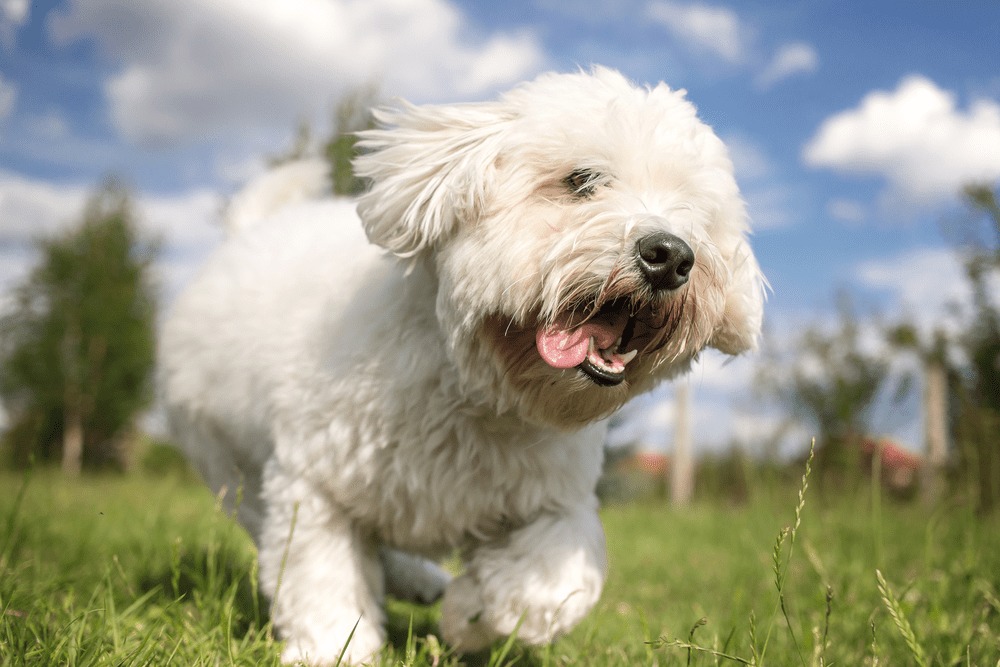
355,68,765,428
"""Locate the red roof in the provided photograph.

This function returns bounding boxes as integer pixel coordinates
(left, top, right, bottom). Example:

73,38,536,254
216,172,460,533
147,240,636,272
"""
861,437,923,470
618,451,669,476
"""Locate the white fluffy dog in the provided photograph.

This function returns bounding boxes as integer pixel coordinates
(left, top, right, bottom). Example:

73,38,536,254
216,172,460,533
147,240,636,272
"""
159,67,764,664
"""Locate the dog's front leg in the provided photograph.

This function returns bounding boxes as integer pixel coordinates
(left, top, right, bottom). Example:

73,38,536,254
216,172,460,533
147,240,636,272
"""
440,499,607,652
258,470,386,665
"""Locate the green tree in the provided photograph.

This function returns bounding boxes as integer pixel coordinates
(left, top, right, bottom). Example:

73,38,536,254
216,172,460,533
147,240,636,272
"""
324,86,378,196
952,184,1000,512
760,296,893,484
269,88,379,196
0,180,158,473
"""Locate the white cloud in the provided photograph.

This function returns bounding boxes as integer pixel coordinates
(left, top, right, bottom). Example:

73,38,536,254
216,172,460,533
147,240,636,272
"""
140,189,224,253
743,186,796,230
723,134,795,229
0,171,89,242
0,245,33,294
689,353,773,452
728,409,812,458
48,0,546,147
803,76,1000,206
756,41,818,88
0,172,223,252
856,246,974,338
826,198,867,225
0,72,15,121
0,0,27,24
23,109,68,140
608,351,765,454
1,109,136,175
689,352,756,392
725,134,772,181
0,0,29,45
646,1,748,64
0,171,224,301
645,3,817,89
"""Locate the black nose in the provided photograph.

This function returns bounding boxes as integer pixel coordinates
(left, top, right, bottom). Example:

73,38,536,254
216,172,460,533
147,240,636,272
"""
635,232,694,291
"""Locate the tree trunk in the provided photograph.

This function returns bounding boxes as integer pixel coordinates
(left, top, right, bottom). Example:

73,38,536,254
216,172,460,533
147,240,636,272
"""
671,382,693,506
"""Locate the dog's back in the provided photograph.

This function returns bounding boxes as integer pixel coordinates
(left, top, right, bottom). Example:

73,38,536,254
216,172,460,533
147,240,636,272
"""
159,162,386,536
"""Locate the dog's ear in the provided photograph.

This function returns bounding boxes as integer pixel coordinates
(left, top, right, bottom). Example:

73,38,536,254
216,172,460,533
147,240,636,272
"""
353,102,513,257
708,233,766,355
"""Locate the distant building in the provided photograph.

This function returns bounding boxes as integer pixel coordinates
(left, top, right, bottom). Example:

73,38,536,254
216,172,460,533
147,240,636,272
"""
617,451,670,477
861,437,924,491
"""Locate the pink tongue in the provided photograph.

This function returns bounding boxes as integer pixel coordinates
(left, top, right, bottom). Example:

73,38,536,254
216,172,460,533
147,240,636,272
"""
536,313,626,369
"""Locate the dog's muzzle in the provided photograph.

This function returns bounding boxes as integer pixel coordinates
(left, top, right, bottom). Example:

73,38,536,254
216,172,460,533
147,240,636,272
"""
535,232,693,387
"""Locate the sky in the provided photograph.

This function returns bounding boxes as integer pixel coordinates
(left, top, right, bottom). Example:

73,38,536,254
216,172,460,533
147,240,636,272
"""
1,0,999,454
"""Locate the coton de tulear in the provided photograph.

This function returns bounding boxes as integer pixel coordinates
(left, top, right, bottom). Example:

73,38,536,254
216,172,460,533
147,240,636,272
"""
159,67,765,665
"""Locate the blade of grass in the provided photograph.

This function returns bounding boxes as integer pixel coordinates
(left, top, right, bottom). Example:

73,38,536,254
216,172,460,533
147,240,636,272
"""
333,616,361,667
488,614,524,667
758,439,814,665
875,569,927,667
0,466,33,567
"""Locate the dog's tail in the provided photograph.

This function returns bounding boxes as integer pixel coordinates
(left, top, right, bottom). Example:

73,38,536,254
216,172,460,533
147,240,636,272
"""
223,158,331,234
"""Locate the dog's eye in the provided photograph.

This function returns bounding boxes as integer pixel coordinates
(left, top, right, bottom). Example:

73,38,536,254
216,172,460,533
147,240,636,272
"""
564,169,600,198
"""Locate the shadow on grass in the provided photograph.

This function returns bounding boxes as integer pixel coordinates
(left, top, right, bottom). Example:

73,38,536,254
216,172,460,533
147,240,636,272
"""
140,554,461,657
140,546,556,666
385,599,558,667
385,598,442,646
138,546,269,637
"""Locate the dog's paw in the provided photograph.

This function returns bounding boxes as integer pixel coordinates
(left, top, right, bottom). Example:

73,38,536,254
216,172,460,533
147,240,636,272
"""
381,548,452,604
439,573,501,652
439,532,605,653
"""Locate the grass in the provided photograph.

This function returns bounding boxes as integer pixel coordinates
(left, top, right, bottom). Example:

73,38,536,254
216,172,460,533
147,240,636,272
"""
1,457,999,666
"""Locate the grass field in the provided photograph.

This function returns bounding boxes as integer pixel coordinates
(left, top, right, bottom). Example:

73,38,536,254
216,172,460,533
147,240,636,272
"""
1,458,999,666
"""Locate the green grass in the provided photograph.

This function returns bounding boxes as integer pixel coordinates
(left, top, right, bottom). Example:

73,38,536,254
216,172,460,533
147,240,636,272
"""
1,461,999,666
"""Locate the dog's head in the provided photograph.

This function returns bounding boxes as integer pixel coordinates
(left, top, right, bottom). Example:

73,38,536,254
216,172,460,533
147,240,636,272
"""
355,67,765,428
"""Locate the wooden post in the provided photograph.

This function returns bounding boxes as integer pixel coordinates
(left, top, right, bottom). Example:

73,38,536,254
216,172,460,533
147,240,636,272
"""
671,382,693,506
921,357,948,505
61,324,83,476
62,403,83,476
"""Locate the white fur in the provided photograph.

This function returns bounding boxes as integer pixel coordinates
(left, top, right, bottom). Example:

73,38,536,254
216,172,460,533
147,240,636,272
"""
224,159,332,234
159,67,764,665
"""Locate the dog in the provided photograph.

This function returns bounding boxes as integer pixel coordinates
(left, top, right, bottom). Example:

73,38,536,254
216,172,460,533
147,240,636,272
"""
159,67,764,664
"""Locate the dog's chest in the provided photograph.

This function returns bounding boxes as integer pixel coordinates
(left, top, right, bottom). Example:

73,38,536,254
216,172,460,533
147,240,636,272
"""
341,419,603,554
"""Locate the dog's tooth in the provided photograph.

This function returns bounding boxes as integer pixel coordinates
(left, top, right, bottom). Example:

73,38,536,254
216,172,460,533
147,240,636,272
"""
620,349,638,365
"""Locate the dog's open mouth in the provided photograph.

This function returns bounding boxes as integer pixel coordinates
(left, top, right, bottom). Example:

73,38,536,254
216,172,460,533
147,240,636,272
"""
535,298,645,387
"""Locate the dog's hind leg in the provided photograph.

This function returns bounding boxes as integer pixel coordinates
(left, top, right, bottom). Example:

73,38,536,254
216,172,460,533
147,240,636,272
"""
258,466,386,665
380,547,452,604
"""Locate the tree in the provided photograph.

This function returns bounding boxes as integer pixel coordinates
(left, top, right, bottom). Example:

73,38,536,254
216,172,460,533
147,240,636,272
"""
879,184,1000,512
0,180,158,473
951,185,1000,512
324,86,378,196
269,88,379,196
759,296,894,484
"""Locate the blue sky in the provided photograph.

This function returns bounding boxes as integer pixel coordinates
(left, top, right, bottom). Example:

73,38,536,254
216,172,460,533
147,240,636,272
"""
2,0,999,452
